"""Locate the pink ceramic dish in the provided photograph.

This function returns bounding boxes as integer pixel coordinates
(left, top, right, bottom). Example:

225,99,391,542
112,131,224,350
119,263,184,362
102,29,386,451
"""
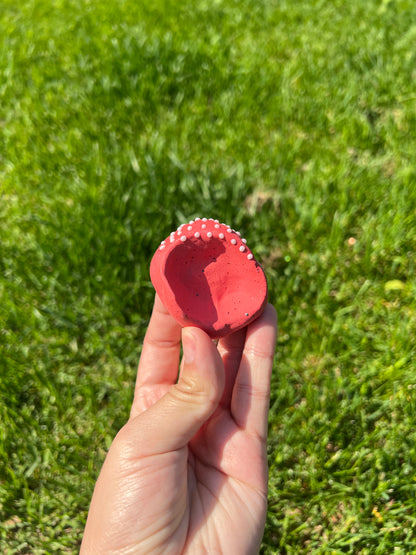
150,218,268,338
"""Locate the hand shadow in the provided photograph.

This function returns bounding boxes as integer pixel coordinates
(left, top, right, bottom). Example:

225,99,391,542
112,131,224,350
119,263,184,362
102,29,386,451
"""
165,238,227,331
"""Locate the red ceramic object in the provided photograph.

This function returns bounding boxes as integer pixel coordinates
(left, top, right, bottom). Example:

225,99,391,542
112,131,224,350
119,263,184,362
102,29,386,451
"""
150,218,268,338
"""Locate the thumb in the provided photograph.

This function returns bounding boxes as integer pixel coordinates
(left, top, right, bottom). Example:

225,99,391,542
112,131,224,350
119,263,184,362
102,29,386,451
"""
120,327,225,457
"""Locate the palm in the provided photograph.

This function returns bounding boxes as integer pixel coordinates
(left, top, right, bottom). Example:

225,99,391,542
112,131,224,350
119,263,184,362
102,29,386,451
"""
128,390,267,553
185,407,267,554
125,413,266,554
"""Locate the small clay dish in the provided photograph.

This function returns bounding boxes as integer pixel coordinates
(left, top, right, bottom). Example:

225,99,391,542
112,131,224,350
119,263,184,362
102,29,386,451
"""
150,218,268,338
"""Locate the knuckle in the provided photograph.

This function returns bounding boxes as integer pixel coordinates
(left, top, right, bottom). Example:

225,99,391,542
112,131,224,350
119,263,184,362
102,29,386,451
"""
244,344,275,362
173,375,218,408
234,380,269,402
145,334,181,351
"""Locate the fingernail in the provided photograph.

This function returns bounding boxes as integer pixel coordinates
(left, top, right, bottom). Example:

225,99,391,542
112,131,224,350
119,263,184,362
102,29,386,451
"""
182,329,196,364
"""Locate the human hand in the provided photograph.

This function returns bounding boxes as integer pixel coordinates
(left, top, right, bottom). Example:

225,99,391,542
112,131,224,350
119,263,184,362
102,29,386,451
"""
80,294,277,554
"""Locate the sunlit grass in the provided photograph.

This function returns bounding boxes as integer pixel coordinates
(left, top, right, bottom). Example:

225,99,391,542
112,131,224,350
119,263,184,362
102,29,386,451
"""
1,0,416,552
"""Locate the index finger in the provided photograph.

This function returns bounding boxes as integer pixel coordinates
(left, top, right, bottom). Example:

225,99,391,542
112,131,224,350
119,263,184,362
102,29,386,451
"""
136,294,182,387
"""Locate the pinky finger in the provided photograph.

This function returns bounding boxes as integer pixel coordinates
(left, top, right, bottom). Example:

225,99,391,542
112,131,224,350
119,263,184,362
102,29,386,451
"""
231,304,277,440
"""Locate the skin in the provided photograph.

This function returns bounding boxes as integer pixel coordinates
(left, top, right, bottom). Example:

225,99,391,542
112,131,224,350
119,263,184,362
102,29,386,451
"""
80,294,277,555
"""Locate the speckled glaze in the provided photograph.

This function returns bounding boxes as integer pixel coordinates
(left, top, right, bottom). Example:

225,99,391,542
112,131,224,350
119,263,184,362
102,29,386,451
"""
150,218,268,338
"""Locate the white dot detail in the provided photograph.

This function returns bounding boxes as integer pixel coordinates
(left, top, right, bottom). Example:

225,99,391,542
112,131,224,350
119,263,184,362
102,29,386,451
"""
159,221,256,268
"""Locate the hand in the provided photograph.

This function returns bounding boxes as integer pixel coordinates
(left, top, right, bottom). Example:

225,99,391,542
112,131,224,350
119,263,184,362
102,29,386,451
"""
81,294,277,554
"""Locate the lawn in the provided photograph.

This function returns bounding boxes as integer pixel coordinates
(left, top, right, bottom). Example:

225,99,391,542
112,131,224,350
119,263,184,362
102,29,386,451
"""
1,0,416,552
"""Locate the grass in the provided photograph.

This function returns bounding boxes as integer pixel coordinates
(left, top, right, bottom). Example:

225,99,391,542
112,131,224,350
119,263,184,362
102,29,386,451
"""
1,0,416,552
